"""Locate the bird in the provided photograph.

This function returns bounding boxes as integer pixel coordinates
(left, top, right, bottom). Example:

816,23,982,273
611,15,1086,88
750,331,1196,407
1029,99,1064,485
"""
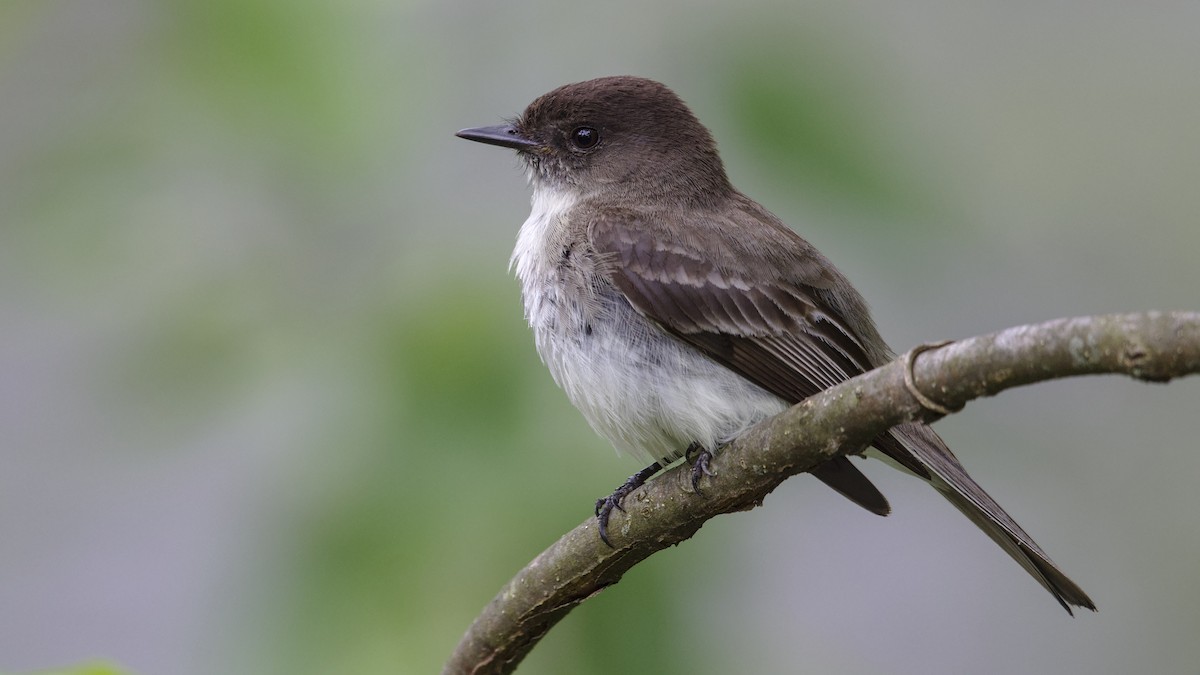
456,75,1095,614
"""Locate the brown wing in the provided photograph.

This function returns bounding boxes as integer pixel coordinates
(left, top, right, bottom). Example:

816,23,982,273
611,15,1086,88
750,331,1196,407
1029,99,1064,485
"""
589,209,1095,612
589,209,930,478
588,209,925,515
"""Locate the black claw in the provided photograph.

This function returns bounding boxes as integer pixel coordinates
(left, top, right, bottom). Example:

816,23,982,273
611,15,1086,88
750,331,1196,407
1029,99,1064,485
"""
596,496,617,547
689,447,715,493
594,461,662,547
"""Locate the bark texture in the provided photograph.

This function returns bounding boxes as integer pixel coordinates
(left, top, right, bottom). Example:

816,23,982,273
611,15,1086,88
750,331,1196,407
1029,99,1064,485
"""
443,311,1200,675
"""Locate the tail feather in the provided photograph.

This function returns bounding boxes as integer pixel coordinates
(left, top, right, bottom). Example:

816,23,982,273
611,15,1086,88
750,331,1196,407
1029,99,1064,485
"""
879,423,1096,613
811,456,891,516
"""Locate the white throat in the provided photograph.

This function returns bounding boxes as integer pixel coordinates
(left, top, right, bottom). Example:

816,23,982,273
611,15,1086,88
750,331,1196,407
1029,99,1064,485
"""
510,184,578,280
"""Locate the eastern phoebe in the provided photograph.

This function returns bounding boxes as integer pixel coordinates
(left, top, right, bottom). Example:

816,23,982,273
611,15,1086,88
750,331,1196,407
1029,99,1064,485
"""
457,76,1094,613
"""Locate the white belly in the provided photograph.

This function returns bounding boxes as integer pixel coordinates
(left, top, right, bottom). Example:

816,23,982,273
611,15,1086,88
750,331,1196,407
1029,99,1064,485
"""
533,294,789,465
511,187,787,465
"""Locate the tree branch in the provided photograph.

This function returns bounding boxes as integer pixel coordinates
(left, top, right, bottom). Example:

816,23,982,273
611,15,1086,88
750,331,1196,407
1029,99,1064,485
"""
443,311,1200,675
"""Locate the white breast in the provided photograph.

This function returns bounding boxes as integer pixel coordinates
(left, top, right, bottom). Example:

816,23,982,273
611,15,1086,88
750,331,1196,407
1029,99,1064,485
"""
511,186,789,466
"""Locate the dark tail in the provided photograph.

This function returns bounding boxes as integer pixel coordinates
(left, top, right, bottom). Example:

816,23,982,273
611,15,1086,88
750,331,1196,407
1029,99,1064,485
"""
877,423,1096,614
811,456,891,516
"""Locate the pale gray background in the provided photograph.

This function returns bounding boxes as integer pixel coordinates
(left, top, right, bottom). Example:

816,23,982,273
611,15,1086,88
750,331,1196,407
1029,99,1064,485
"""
2,1,1198,674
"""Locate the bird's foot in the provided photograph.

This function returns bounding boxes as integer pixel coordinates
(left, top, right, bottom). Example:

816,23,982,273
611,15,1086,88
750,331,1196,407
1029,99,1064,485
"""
595,462,662,547
685,443,715,494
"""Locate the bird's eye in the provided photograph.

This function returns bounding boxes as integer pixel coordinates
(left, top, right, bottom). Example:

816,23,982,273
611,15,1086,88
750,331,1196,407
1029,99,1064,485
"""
570,127,599,150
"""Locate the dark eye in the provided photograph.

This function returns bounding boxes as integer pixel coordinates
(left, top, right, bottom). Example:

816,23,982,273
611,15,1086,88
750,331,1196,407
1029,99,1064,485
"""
570,127,599,149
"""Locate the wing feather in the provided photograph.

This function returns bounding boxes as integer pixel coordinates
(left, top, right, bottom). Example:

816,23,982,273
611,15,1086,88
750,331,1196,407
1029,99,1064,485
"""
587,207,1094,612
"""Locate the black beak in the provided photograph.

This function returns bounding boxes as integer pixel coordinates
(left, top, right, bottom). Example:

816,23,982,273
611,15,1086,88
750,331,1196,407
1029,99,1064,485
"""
455,124,539,150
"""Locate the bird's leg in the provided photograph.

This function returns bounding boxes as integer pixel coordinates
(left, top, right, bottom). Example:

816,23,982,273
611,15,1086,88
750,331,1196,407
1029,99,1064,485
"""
595,461,662,547
685,442,715,493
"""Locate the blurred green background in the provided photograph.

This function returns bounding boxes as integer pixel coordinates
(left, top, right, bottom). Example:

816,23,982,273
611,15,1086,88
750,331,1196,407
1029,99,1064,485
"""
2,1,1198,674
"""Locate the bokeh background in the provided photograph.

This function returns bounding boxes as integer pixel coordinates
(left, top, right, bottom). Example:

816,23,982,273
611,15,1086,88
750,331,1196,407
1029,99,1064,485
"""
3,1,1198,674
